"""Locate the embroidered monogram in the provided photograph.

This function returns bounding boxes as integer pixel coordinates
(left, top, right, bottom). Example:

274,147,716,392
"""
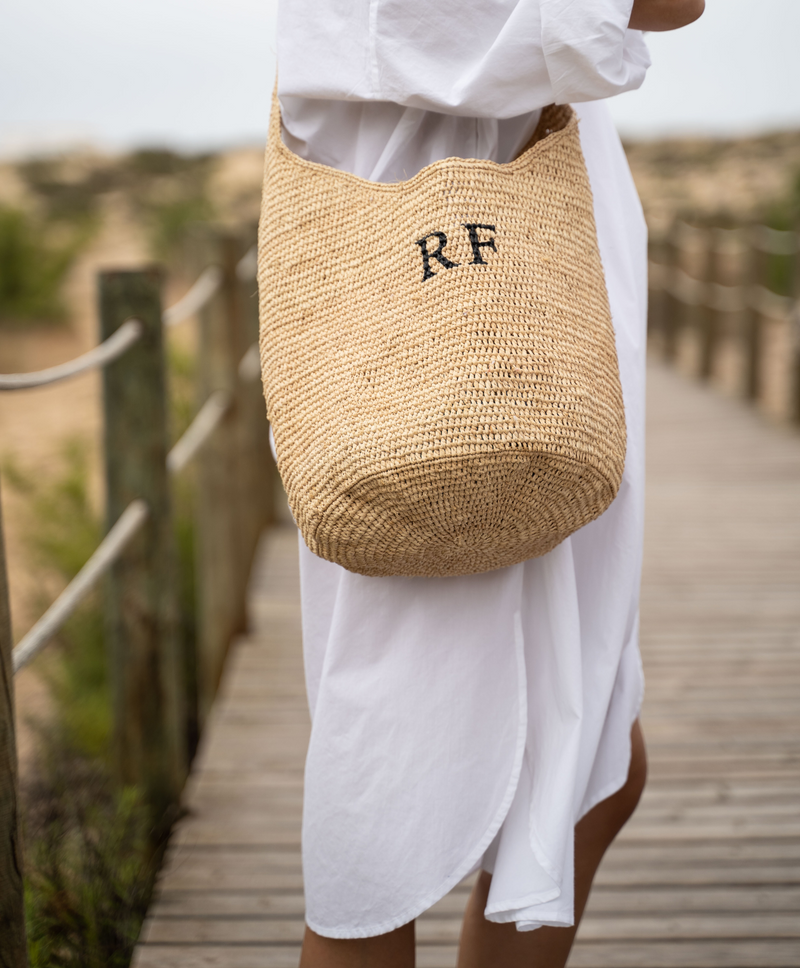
416,224,498,281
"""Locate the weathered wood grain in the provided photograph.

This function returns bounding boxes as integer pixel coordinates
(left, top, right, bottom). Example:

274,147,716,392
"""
0,482,27,966
100,268,185,823
133,359,800,968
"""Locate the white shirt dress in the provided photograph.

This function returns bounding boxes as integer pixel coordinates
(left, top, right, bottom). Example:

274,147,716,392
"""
274,0,651,939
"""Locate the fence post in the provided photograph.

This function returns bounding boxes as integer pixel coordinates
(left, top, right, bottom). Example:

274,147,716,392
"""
100,269,185,828
189,230,248,725
236,226,274,557
699,227,720,381
647,233,667,348
790,233,800,425
0,484,28,967
743,228,766,401
662,224,680,362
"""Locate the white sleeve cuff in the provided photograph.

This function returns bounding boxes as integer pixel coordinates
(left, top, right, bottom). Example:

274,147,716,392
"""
540,0,651,103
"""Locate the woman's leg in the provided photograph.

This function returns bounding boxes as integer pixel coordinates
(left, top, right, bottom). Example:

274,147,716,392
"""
457,720,647,968
299,921,415,968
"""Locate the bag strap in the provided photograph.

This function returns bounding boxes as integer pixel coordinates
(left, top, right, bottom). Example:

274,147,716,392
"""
267,81,283,152
515,104,574,160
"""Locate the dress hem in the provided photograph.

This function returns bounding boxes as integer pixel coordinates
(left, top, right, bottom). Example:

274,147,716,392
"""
305,610,529,940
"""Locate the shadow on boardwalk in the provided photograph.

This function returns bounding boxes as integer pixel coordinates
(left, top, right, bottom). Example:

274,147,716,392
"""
133,358,800,968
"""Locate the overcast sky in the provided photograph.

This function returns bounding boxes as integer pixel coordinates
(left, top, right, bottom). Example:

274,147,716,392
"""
1,0,798,157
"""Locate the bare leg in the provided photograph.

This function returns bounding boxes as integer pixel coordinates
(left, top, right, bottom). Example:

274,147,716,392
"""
457,720,647,968
299,921,415,968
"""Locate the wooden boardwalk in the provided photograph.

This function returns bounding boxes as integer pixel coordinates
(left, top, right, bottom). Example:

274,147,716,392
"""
133,359,800,968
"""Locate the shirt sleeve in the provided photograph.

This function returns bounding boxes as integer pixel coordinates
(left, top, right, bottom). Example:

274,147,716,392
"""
277,0,650,118
540,0,650,103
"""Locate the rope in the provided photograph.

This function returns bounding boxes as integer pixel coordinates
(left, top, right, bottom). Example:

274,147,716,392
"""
236,245,258,282
7,248,260,671
166,390,232,475
751,225,799,257
0,251,251,390
11,386,236,672
749,284,794,320
672,221,799,257
649,263,797,320
238,342,261,382
163,265,223,327
12,500,150,673
0,318,142,391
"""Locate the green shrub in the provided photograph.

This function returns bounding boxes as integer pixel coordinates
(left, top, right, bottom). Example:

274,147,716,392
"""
9,350,200,964
4,442,109,759
24,770,154,968
112,147,216,261
0,207,79,325
148,195,215,263
762,170,800,297
6,441,152,966
18,159,113,225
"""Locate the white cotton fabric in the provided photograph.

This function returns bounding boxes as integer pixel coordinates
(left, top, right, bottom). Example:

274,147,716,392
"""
274,0,650,939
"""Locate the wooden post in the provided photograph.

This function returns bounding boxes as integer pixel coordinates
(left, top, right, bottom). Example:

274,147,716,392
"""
699,227,720,381
662,225,681,362
190,230,248,724
791,232,800,425
100,269,185,829
647,234,666,347
236,227,274,556
0,483,28,968
743,228,766,401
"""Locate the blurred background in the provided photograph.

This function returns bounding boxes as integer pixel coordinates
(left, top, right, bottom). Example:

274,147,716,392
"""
3,0,800,154
1,3,799,966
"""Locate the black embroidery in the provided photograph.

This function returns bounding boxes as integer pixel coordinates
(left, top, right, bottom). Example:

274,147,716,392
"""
463,223,497,265
416,231,460,282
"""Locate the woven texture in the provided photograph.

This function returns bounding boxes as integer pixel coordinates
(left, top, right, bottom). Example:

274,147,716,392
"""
257,99,626,577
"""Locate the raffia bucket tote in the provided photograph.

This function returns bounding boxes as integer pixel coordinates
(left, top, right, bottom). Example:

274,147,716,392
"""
257,96,626,578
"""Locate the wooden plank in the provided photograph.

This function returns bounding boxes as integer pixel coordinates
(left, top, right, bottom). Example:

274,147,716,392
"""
567,941,800,968
135,358,800,968
135,947,303,968
150,884,800,918
415,943,800,968
133,940,800,968
141,913,800,945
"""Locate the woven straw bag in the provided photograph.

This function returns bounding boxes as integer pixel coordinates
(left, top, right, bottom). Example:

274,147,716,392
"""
257,96,626,578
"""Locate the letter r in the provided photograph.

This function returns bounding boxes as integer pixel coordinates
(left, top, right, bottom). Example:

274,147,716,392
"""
416,231,460,282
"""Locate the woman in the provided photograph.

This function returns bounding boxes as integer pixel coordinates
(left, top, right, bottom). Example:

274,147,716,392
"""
269,1,704,965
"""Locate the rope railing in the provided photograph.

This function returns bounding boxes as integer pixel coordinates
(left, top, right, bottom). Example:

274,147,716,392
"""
1,235,273,956
12,500,150,673
12,385,236,673
649,216,800,420
0,318,143,391
7,243,262,674
650,262,797,320
672,220,799,257
0,247,257,392
166,389,232,475
162,264,224,327
236,244,258,283
238,341,261,383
